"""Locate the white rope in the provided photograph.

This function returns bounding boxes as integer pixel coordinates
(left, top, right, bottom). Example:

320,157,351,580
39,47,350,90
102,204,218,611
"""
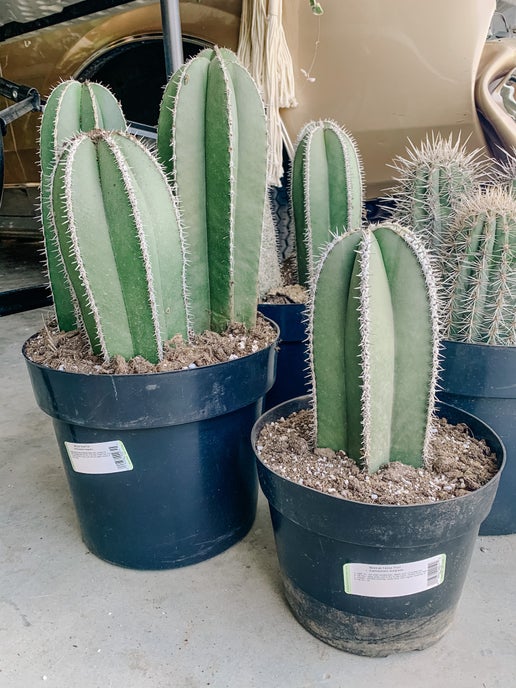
238,0,297,186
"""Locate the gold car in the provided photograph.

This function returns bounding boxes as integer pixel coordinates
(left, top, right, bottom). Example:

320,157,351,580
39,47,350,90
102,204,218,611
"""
1,0,516,237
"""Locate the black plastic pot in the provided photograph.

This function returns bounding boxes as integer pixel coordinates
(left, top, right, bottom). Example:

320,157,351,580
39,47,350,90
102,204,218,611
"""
439,339,516,535
252,396,505,657
23,331,277,570
257,302,310,410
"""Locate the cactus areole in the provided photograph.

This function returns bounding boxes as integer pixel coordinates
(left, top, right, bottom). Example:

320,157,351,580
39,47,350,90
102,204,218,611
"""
310,223,440,473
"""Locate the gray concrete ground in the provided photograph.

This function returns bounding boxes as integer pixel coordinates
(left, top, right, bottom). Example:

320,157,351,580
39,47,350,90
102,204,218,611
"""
1,243,516,688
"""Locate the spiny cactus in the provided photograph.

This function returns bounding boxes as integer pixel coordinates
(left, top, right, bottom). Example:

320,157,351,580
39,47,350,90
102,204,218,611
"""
49,130,189,363
310,222,440,473
291,119,364,287
492,149,516,197
40,80,126,331
157,46,268,333
444,186,516,346
386,133,484,253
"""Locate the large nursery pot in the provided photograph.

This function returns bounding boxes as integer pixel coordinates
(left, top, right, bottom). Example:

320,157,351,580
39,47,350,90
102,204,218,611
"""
257,302,310,410
252,396,505,657
439,339,516,535
24,330,277,570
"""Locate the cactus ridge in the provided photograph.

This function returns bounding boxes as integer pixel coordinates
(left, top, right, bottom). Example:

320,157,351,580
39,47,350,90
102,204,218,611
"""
444,185,516,345
386,132,484,253
291,119,364,287
40,80,126,332
49,130,189,363
309,222,441,473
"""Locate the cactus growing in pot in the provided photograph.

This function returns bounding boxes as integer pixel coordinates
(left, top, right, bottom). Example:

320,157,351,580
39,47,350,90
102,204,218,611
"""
443,186,516,346
48,129,189,364
385,133,484,255
39,80,126,332
310,222,440,472
291,119,364,287
156,46,269,333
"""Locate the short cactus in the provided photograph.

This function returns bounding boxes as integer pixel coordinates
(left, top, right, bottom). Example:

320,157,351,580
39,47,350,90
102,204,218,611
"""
291,119,364,287
157,46,268,333
444,186,516,346
386,133,484,253
49,130,189,363
310,222,440,473
40,80,126,331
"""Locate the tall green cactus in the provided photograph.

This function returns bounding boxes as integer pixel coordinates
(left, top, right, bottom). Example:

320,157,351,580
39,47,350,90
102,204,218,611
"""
310,223,440,473
49,130,189,363
291,119,364,287
444,186,516,346
386,133,483,253
157,46,268,333
40,80,126,331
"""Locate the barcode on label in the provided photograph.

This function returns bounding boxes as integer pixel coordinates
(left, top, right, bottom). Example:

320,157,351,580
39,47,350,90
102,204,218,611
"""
427,558,442,587
108,445,127,471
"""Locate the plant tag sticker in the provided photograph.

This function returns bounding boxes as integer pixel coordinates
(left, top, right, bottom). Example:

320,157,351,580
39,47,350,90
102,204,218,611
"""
64,440,133,474
343,554,446,598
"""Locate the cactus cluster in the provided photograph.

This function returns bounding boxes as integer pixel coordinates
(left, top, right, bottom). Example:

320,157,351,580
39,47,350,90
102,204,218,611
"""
309,223,440,473
386,133,516,347
291,119,364,287
40,47,269,363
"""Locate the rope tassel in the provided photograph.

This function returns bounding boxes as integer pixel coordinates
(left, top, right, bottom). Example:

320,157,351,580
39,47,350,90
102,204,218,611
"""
238,0,297,186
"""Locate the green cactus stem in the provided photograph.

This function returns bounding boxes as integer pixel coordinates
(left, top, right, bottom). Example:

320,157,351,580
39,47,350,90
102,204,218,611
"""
49,130,189,363
157,46,268,333
39,80,126,331
291,119,364,287
310,222,440,473
445,186,516,345
386,133,484,254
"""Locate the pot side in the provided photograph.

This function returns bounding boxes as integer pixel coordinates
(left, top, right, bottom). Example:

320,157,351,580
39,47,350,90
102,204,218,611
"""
252,396,505,656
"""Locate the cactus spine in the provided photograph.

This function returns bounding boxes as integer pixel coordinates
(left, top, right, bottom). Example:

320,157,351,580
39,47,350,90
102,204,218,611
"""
310,223,440,473
444,186,516,345
387,133,483,253
49,130,189,363
40,80,126,331
291,119,364,287
157,46,268,333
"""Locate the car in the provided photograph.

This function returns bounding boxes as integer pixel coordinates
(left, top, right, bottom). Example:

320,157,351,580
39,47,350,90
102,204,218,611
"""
1,0,516,238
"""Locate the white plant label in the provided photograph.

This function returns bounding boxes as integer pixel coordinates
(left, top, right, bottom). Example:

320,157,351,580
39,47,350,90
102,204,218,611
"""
64,440,133,474
343,554,446,598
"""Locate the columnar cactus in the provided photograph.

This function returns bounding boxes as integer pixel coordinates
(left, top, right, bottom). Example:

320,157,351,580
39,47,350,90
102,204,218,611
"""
386,133,483,253
444,186,516,346
40,80,126,331
291,119,364,287
49,130,189,363
157,46,268,333
310,223,440,473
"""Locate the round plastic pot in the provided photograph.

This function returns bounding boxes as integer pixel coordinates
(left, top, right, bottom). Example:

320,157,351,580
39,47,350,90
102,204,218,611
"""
257,302,311,410
251,396,505,657
439,339,516,535
23,331,277,570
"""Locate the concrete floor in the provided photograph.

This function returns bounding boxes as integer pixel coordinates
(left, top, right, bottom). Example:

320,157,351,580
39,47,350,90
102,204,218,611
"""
1,242,516,688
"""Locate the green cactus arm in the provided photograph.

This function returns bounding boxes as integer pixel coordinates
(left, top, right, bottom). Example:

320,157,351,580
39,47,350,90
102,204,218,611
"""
158,47,267,334
292,120,364,287
311,223,439,472
51,131,189,363
40,80,126,332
